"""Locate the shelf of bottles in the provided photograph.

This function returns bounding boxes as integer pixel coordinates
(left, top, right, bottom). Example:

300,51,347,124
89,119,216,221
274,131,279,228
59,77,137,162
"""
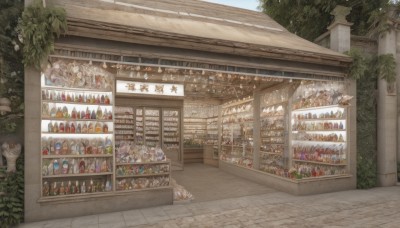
162,109,181,159
290,82,349,179
220,98,254,168
40,60,114,198
259,87,289,176
206,117,219,158
115,145,170,191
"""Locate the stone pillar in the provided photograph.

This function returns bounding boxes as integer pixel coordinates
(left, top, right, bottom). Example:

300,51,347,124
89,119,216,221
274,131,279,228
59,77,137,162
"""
377,31,398,186
328,6,357,188
327,6,353,53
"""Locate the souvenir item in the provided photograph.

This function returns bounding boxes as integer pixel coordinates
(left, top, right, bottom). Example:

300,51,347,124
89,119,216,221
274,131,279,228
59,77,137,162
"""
50,182,58,196
59,122,65,133
81,181,86,193
85,108,90,119
96,106,103,119
91,110,96,119
54,122,59,133
88,123,94,133
66,181,72,194
61,141,68,154
71,122,76,133
79,160,85,173
59,182,65,195
95,122,102,133
82,123,88,133
62,159,69,174
77,123,81,133
48,122,53,133
71,108,77,119
53,159,60,175
43,181,50,196
103,123,108,133
54,141,62,155
65,122,70,133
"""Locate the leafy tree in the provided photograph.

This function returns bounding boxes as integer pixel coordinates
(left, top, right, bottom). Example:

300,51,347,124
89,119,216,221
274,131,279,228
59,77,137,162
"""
0,0,24,133
259,0,396,41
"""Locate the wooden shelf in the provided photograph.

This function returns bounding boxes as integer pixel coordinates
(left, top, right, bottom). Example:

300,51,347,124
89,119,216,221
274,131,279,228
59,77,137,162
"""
116,161,169,165
116,186,171,192
293,118,346,121
292,140,346,144
292,105,347,112
292,130,346,132
292,159,347,166
42,86,112,93
42,132,113,135
43,154,113,158
42,118,113,122
116,173,170,178
43,100,113,107
43,172,113,178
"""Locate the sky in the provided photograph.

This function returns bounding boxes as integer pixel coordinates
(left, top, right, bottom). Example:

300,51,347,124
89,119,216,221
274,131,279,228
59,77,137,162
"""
203,0,260,11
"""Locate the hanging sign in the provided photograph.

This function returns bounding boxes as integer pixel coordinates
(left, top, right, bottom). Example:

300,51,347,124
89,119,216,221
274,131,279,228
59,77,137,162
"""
116,80,184,97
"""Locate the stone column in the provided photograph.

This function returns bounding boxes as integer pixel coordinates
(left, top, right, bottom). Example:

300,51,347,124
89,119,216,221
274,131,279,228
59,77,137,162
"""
327,6,353,53
377,31,398,186
328,6,357,188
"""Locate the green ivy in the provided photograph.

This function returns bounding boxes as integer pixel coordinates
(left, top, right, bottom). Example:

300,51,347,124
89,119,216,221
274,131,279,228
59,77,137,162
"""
0,153,24,228
347,48,378,189
20,0,67,69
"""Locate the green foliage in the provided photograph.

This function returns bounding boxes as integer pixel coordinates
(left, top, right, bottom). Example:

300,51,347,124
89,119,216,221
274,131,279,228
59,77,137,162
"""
377,54,396,84
0,0,24,133
346,49,368,81
0,153,25,228
21,0,67,69
347,48,378,189
259,0,395,41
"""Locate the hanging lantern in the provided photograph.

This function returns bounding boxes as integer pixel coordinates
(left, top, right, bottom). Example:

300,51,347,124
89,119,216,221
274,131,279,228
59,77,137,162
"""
0,98,11,115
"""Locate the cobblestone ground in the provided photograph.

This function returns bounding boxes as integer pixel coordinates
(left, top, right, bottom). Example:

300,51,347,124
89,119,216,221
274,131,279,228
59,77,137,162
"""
17,186,400,228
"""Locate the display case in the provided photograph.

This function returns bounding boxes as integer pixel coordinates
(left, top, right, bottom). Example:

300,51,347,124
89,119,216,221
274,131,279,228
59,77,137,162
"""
115,145,170,191
289,82,349,179
40,66,114,198
162,109,181,162
220,98,254,168
144,108,161,147
115,106,134,143
259,86,289,176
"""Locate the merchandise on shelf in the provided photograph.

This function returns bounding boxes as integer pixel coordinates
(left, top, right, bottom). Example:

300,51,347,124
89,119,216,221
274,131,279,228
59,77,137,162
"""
259,86,289,175
220,98,254,168
41,59,115,198
116,176,170,191
116,144,167,164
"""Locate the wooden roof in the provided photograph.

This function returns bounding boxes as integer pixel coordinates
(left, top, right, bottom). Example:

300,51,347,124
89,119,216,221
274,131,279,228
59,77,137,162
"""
49,0,352,69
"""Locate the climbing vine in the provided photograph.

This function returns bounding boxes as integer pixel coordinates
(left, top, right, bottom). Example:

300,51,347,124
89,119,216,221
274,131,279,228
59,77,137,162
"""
347,48,397,189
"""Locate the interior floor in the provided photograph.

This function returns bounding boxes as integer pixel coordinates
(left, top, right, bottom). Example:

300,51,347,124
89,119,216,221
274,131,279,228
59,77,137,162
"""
172,163,276,202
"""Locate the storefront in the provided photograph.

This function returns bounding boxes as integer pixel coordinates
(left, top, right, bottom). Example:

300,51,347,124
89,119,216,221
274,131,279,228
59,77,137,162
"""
24,0,354,222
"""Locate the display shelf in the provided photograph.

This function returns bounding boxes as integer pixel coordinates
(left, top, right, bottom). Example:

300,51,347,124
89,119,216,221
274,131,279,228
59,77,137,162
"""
261,101,288,108
292,105,347,112
292,140,346,144
116,186,171,192
116,161,169,165
43,100,113,107
292,130,346,133
116,173,170,178
43,118,112,122
42,132,113,135
43,154,113,158
41,71,115,199
293,118,346,121
43,172,113,178
42,86,112,93
292,159,347,166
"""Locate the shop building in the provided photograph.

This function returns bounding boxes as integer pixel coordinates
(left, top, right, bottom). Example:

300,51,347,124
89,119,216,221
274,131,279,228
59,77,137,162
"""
24,0,354,222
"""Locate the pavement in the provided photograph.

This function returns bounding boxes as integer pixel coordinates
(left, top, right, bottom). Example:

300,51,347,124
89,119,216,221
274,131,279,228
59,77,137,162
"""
15,164,400,228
